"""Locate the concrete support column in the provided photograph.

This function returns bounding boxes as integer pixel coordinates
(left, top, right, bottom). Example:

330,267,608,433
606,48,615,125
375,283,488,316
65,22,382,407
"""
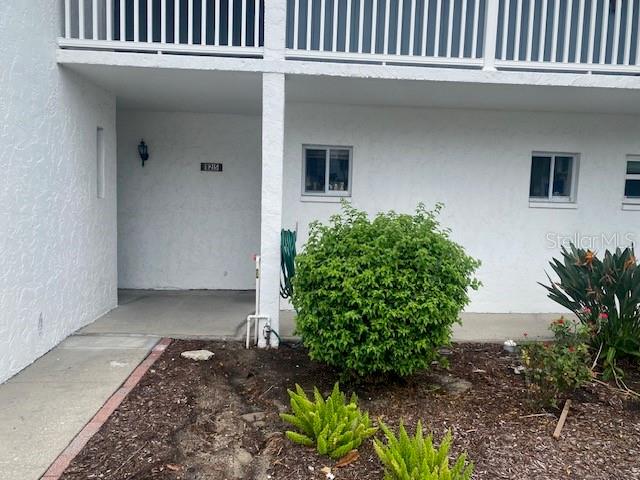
482,0,499,71
259,72,285,348
263,0,287,61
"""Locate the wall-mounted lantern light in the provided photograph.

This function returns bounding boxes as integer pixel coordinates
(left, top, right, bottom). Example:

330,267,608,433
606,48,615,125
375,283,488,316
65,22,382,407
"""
138,139,149,167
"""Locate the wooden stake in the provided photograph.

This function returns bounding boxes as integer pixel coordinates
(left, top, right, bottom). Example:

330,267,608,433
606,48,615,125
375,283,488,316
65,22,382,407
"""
553,399,572,439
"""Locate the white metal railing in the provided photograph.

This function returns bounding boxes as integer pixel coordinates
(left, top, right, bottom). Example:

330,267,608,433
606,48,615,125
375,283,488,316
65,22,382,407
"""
286,0,640,73
495,0,640,72
59,0,263,56
286,0,487,67
59,0,640,74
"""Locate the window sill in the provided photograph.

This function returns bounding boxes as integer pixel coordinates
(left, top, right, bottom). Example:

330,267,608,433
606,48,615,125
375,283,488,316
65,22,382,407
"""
529,201,578,210
301,195,350,203
622,202,640,211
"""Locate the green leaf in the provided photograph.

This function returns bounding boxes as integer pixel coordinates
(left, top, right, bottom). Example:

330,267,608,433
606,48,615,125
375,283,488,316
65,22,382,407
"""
374,421,473,480
291,202,481,378
280,382,376,461
285,431,314,447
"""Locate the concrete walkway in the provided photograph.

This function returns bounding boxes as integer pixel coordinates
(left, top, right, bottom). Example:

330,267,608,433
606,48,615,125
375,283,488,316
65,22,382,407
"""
0,335,158,480
81,290,556,342
0,290,555,480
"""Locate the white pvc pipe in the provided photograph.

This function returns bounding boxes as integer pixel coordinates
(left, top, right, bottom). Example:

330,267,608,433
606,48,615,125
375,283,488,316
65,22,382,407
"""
255,254,261,315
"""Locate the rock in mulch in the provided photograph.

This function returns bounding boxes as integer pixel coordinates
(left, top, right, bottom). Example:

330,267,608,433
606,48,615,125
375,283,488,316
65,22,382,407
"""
430,373,472,395
180,349,215,361
240,411,266,423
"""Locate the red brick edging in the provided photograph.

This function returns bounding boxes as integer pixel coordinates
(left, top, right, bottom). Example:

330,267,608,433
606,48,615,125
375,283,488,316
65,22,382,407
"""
41,337,173,479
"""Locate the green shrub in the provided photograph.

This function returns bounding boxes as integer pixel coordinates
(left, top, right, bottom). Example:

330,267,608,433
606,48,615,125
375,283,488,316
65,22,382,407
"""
374,421,473,480
521,317,593,407
541,244,640,379
292,203,480,377
279,383,377,459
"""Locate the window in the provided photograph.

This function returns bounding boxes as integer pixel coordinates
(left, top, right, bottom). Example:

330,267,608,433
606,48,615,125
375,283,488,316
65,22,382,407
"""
623,156,640,202
302,146,352,196
96,127,105,199
529,153,578,203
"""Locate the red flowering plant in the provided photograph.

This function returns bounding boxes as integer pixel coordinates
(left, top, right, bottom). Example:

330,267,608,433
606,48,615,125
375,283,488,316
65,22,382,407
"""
521,317,593,407
541,244,640,380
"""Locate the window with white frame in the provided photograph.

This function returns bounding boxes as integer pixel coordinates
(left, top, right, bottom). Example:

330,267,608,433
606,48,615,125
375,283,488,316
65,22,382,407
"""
529,153,578,202
302,146,352,196
623,156,640,202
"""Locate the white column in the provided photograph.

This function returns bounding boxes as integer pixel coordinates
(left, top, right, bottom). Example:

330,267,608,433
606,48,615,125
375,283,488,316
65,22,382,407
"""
259,72,285,348
482,0,499,70
263,0,287,60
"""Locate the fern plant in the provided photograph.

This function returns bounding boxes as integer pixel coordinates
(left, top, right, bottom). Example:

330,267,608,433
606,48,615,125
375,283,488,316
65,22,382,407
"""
374,421,473,480
279,383,377,459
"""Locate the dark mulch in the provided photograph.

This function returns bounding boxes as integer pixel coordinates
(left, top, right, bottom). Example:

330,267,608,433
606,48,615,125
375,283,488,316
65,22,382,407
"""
60,340,640,480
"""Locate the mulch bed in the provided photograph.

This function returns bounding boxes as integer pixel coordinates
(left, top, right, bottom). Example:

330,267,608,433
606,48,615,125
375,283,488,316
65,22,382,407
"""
60,340,640,480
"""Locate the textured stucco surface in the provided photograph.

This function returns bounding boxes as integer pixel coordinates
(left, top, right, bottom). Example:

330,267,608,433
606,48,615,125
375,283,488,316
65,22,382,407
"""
0,1,117,383
282,103,640,313
259,73,286,346
56,49,640,92
117,111,261,290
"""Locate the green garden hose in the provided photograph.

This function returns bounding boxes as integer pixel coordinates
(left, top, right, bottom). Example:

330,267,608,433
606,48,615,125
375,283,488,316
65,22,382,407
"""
280,229,297,298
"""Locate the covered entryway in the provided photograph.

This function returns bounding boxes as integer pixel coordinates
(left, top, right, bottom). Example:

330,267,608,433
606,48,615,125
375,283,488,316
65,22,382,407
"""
60,64,281,339
117,109,261,292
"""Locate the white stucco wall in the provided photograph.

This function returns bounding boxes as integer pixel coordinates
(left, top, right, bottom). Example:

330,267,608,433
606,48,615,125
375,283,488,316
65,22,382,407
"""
0,1,118,383
117,111,261,290
282,103,640,313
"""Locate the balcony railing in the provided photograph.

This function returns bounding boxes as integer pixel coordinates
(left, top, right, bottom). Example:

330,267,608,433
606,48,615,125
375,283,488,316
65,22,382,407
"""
286,0,487,67
60,0,263,56
286,0,640,73
60,0,640,74
495,0,640,72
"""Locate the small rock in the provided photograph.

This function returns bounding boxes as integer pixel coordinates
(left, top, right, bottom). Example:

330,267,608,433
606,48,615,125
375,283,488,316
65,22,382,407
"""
235,447,253,466
240,411,266,423
271,399,289,413
321,467,335,479
180,350,215,361
431,374,472,395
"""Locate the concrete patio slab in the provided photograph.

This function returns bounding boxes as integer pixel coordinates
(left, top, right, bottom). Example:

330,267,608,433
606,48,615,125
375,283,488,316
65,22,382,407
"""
79,290,555,342
453,312,557,342
79,289,256,338
279,311,555,342
0,335,157,480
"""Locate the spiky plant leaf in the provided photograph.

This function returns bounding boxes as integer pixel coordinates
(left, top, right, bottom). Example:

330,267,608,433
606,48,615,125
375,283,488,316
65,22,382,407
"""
541,244,640,378
374,420,473,480
285,431,314,447
280,382,377,459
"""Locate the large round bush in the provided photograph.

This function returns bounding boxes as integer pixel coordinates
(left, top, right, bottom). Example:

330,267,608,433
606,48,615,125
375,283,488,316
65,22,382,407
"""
292,203,480,377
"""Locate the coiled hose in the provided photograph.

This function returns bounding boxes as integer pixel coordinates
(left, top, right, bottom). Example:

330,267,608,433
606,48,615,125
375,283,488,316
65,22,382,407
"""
280,229,297,299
